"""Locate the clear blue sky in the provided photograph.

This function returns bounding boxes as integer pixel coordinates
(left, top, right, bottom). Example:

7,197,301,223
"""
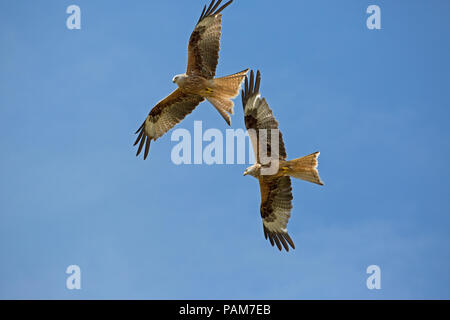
1,0,449,299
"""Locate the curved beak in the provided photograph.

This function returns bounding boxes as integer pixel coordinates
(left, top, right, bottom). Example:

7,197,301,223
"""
243,171,248,176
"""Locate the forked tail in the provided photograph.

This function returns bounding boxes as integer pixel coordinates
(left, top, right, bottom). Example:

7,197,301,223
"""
207,69,249,125
284,152,324,185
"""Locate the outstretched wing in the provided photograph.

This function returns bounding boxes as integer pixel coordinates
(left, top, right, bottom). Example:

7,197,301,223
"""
134,89,204,159
186,0,233,79
259,175,295,251
241,70,287,164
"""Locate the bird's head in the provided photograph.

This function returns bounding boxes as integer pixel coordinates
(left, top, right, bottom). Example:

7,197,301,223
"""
243,163,261,178
172,74,187,85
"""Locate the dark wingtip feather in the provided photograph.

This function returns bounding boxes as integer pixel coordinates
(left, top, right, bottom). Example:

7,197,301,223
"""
198,5,207,23
198,0,233,23
134,121,152,160
263,226,295,252
133,129,144,146
244,73,249,94
135,123,144,134
213,0,233,16
204,0,217,18
249,70,254,96
241,69,262,107
144,137,151,160
277,233,290,252
267,232,275,247
283,233,295,250
208,0,222,16
136,135,146,157
255,70,261,93
272,234,282,251
241,75,249,109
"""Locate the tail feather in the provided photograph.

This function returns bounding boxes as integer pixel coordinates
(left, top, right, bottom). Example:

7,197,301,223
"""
213,69,249,99
208,69,248,125
285,152,324,185
207,97,232,125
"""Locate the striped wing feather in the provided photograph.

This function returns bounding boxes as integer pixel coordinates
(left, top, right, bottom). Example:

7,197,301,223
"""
134,89,204,159
242,70,287,164
259,175,295,251
186,0,233,79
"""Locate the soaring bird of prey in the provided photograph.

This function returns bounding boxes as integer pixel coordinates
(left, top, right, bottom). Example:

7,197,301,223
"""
134,0,248,159
242,70,324,252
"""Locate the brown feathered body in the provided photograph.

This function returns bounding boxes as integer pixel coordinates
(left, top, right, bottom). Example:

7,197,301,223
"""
174,69,249,125
244,152,323,186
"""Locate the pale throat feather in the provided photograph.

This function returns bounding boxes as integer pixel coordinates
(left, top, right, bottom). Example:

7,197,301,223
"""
172,73,188,86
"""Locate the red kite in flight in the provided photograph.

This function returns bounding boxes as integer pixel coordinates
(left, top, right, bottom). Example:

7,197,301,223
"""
134,0,248,159
242,70,324,252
